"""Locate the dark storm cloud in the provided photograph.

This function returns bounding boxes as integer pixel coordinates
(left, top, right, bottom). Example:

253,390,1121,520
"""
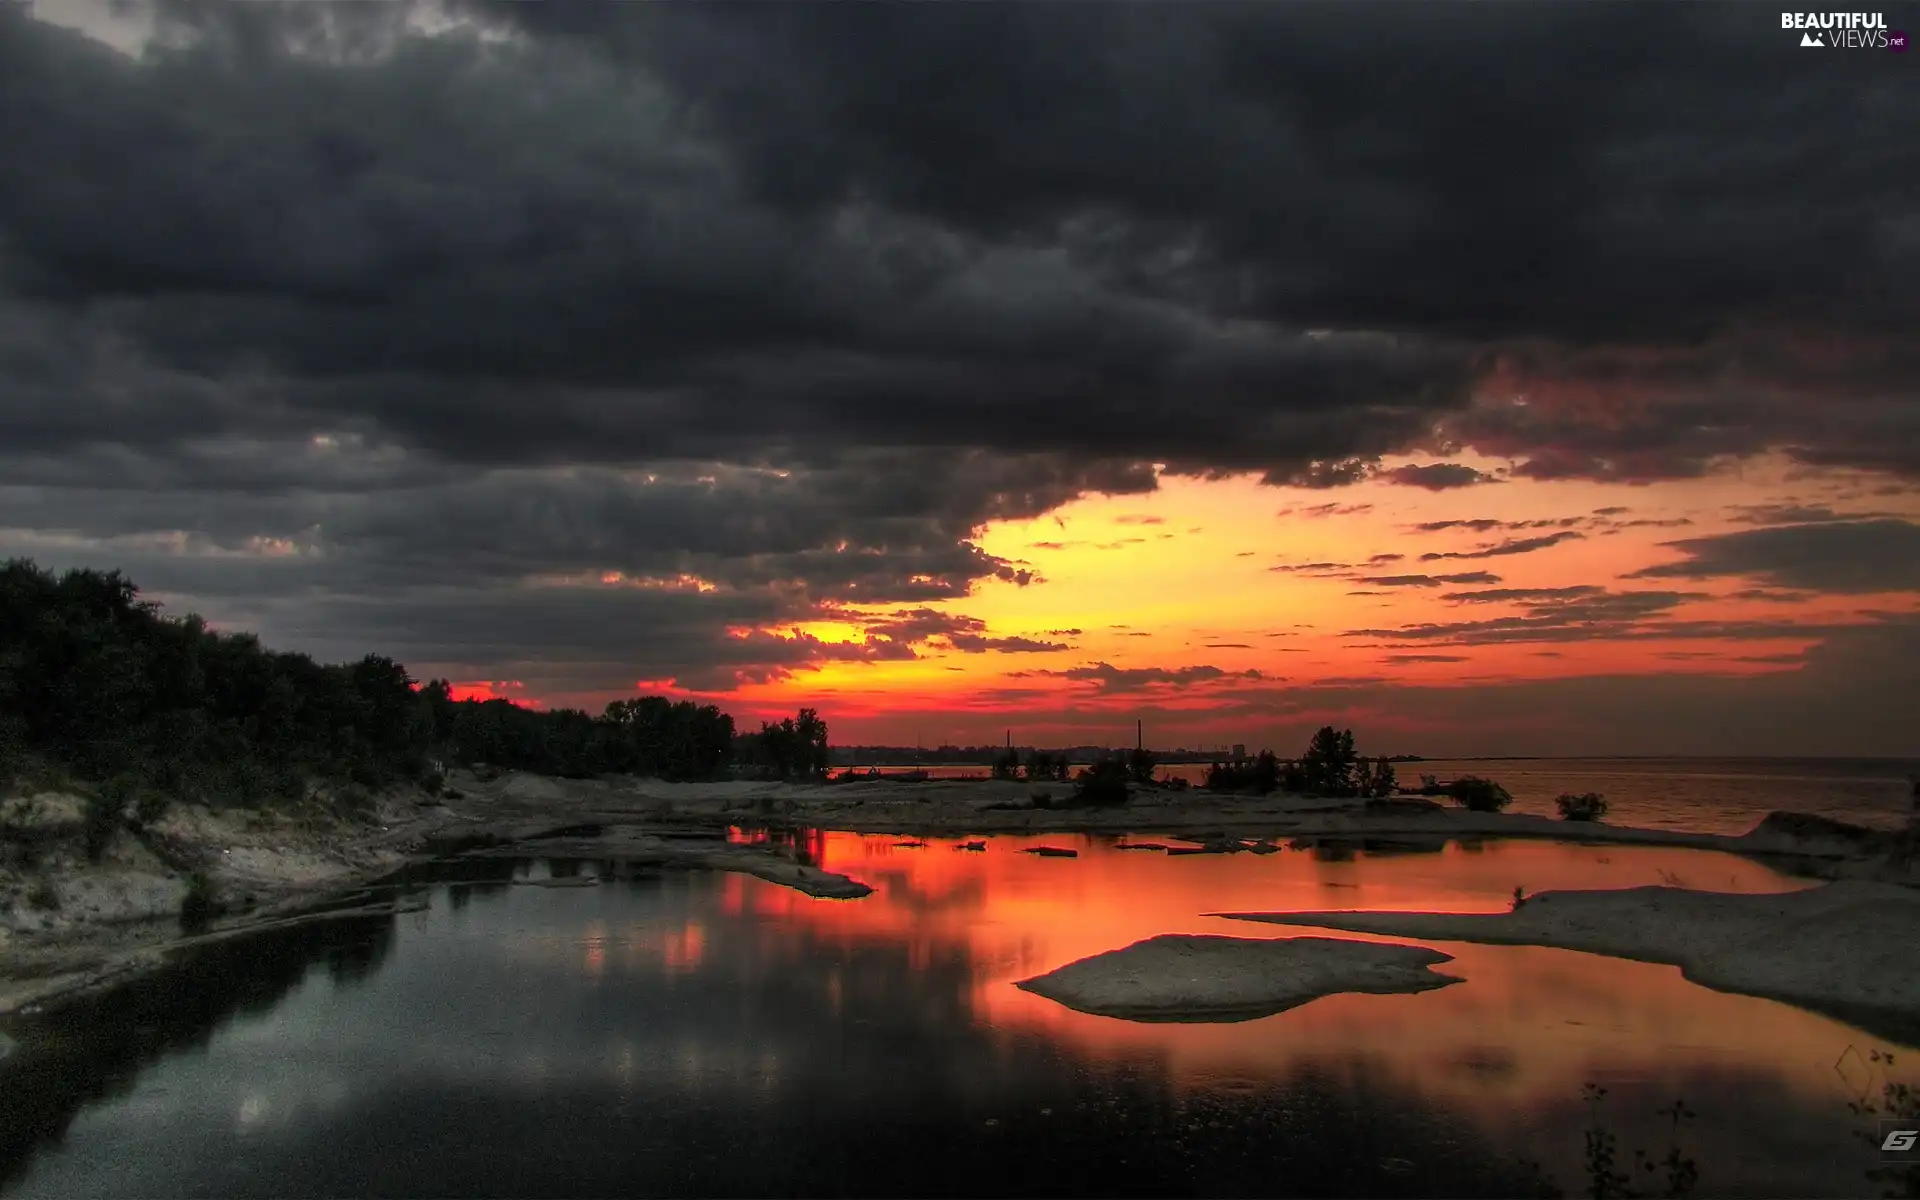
2,0,1916,691
1625,519,1920,593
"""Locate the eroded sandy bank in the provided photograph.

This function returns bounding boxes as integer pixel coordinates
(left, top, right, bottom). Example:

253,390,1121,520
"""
1015,933,1462,1021
1219,880,1920,1043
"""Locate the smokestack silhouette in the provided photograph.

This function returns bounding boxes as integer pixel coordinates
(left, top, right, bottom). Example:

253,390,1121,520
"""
1137,719,1142,751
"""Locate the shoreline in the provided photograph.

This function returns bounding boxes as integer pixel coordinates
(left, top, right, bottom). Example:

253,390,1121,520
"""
2,768,1913,1022
1219,880,1920,1046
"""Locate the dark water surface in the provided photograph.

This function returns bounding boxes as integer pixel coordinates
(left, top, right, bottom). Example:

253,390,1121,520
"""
1,834,1911,1198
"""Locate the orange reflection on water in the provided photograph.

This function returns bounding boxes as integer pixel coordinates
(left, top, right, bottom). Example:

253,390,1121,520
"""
727,831,1886,1124
581,918,607,981
663,922,706,974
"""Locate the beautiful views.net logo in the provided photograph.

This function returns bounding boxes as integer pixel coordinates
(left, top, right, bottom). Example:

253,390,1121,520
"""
1782,11,1905,49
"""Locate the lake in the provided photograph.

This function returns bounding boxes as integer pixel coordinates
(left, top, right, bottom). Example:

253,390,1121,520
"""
848,757,1920,834
1,832,1910,1197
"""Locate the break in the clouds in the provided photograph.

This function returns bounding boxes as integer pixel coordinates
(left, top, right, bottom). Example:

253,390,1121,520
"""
0,1,1916,746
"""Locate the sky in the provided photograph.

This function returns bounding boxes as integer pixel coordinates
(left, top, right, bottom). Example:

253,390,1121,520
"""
2,0,1917,757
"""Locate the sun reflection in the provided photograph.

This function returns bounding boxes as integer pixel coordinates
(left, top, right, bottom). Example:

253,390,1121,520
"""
663,922,706,973
582,919,607,981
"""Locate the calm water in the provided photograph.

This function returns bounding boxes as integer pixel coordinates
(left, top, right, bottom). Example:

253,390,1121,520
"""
1,833,1911,1198
856,757,1920,835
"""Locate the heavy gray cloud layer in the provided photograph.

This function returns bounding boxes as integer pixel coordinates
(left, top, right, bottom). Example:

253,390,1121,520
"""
0,1,1916,717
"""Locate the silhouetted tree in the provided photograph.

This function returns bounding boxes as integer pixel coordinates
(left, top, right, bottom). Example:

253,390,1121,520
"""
1253,749,1282,794
1296,726,1359,795
0,559,750,806
992,747,1019,780
1126,746,1157,785
1368,757,1398,798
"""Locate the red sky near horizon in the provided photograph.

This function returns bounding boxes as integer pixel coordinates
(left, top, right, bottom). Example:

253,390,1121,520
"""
448,451,1920,758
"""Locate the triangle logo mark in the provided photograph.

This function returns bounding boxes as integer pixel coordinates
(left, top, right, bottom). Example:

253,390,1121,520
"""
1800,31,1824,46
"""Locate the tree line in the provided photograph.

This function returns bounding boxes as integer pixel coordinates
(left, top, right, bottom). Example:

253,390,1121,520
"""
1203,727,1399,797
0,560,827,809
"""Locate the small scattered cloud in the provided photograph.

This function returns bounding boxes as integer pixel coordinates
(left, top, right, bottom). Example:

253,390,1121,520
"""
1379,462,1502,491
1724,503,1903,526
1438,585,1607,603
1277,502,1374,520
1419,531,1586,561
1040,662,1267,692
1355,571,1505,588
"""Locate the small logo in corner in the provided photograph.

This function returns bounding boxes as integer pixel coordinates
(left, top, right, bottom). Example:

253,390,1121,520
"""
1883,1123,1920,1161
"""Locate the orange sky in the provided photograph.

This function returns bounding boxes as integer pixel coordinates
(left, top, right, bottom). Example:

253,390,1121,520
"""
545,451,1920,754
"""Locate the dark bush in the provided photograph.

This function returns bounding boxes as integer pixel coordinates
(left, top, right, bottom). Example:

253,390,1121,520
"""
1556,792,1609,821
1022,750,1054,782
1073,758,1131,806
83,787,125,862
1447,776,1513,812
134,788,171,825
180,869,217,931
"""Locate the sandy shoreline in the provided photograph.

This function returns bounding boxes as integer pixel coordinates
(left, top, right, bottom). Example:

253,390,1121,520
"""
2,767,1914,1021
1219,879,1920,1045
1015,933,1462,1021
